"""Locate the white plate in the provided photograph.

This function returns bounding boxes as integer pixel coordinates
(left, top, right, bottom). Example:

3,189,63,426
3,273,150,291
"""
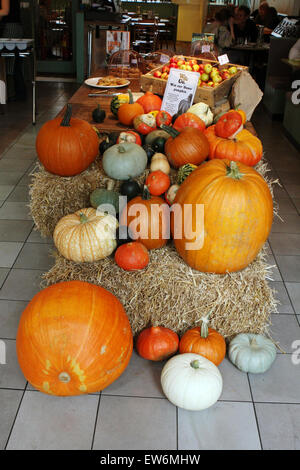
84,77,130,89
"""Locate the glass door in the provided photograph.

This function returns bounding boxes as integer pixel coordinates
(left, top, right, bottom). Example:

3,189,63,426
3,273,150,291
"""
33,0,79,75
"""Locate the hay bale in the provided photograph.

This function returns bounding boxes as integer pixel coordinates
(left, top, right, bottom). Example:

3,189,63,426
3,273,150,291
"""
41,243,278,339
29,156,278,239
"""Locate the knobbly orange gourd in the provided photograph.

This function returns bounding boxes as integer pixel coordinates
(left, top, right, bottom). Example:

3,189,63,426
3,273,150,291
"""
173,112,206,133
204,124,263,167
16,281,133,396
36,104,99,176
215,111,243,139
136,326,179,361
171,159,273,274
136,90,162,113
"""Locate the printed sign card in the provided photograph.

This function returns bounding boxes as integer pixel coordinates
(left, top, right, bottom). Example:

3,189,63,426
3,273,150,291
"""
218,54,229,65
161,68,200,116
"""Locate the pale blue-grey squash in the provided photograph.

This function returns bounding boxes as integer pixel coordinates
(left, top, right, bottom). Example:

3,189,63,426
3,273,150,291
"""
102,142,147,181
228,333,276,374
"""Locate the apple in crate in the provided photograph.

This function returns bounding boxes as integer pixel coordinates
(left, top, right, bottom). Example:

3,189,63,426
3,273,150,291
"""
153,70,162,78
204,63,213,74
228,66,238,75
201,72,209,82
162,65,170,74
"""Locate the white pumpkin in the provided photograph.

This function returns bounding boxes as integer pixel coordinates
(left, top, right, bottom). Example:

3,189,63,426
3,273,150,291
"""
161,353,223,411
187,102,213,127
53,207,118,263
228,333,276,374
150,153,170,175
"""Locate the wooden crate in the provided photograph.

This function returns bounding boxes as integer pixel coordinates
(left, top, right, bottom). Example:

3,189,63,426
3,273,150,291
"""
140,55,248,111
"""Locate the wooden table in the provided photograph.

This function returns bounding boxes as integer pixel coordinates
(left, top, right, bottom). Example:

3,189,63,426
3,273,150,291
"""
57,69,257,136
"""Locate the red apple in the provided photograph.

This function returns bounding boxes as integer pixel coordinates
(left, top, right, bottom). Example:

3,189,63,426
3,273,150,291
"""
153,70,162,78
162,65,170,74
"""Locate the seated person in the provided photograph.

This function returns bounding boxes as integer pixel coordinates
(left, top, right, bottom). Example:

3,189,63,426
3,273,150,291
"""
234,5,258,43
254,2,280,31
213,8,235,54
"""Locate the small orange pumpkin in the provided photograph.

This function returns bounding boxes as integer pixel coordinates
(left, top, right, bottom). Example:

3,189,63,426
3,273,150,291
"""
117,89,144,126
136,326,179,361
179,313,226,366
16,281,133,396
136,91,162,113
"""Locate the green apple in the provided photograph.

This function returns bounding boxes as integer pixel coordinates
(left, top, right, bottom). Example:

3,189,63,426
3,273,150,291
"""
212,74,222,84
203,63,213,74
210,67,219,77
201,73,209,82
228,66,237,75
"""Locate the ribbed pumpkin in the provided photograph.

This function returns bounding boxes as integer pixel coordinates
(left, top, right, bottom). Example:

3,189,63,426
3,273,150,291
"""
173,112,206,133
162,125,210,169
36,104,99,176
171,159,273,274
136,91,162,113
120,186,170,250
204,124,263,167
16,281,133,396
53,208,118,262
179,313,226,366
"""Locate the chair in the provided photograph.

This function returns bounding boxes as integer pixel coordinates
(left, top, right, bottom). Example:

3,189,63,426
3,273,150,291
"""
132,20,159,54
157,18,177,52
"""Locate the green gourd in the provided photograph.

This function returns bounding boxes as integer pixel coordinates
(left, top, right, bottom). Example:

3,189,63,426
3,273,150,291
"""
92,104,106,123
228,333,276,374
145,129,170,146
177,163,198,184
103,142,147,181
90,180,120,214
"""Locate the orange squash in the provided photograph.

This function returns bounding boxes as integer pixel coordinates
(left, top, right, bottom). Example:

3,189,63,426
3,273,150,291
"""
120,186,170,250
204,125,263,167
16,281,133,396
136,91,162,113
117,89,144,126
171,159,273,274
136,326,179,361
215,111,243,139
36,104,99,176
162,125,210,169
179,314,226,366
229,108,247,124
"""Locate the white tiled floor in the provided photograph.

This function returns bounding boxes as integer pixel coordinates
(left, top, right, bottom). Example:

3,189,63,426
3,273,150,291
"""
0,93,300,450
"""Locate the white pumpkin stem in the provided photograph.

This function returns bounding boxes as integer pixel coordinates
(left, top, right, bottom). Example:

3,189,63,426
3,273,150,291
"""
118,145,126,153
200,310,212,338
250,336,258,346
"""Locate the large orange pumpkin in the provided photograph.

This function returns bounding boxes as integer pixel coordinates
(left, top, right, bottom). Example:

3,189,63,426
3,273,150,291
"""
120,186,170,250
204,124,263,167
16,281,133,396
162,125,210,169
36,104,99,176
171,159,273,274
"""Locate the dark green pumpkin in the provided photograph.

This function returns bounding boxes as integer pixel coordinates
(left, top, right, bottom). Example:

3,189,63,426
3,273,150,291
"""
120,179,141,201
115,225,135,247
152,136,166,153
92,104,106,123
90,181,120,214
142,144,155,162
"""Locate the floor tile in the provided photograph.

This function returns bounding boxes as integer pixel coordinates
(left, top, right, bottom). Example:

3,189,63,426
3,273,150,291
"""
0,339,27,390
0,269,43,301
0,159,33,173
0,185,14,201
276,171,300,186
0,268,9,289
0,220,33,242
255,403,300,450
0,202,32,220
0,389,23,450
293,198,300,214
0,300,28,339
275,256,300,282
93,395,176,450
6,391,99,450
249,354,300,403
13,243,54,271
275,198,298,215
0,172,25,186
285,283,300,315
269,233,300,256
1,142,37,160
269,314,300,353
264,252,282,281
0,242,23,268
103,350,165,398
178,402,261,450
6,185,30,203
268,281,294,313
284,185,300,199
271,214,300,234
218,358,252,402
26,228,53,244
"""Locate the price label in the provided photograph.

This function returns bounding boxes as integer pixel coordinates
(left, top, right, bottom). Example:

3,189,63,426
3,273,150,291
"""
218,54,229,65
201,45,210,53
161,54,170,64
